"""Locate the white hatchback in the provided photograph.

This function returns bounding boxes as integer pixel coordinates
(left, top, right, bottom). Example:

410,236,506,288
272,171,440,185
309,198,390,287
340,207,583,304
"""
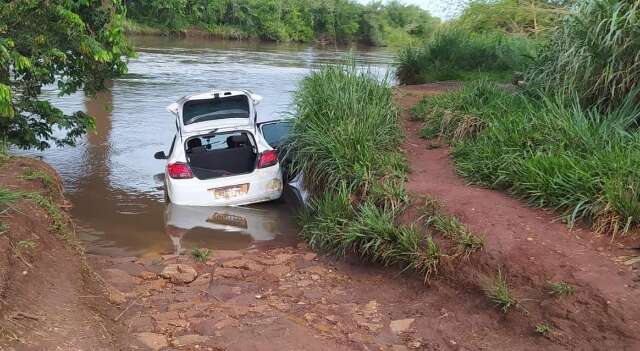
154,90,284,206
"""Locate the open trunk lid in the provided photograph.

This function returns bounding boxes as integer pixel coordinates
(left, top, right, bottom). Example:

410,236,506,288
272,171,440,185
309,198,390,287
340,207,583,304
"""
167,90,262,134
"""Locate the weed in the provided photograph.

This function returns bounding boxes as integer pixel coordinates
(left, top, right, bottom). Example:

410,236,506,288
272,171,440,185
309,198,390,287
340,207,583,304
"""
191,248,211,263
21,169,54,191
0,222,6,234
535,323,552,336
17,240,37,252
547,281,576,296
485,270,517,313
420,197,484,257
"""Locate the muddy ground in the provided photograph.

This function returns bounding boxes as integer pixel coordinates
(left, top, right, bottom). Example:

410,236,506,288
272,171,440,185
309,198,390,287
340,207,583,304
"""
0,84,639,350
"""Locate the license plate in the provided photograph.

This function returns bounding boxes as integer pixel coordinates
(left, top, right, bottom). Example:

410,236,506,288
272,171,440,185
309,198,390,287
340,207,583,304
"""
207,212,248,228
209,183,250,200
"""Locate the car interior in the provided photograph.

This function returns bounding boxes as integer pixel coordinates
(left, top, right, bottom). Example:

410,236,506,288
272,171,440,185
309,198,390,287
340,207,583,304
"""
185,132,257,179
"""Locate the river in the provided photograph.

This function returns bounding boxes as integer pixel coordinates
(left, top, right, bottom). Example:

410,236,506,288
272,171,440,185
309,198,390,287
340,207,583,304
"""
30,36,395,258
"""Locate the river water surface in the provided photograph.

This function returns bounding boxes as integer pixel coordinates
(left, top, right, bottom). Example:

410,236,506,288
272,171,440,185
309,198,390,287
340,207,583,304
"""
31,36,394,258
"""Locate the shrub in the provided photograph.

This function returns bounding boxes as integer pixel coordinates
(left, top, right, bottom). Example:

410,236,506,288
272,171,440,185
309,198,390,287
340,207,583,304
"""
528,0,640,111
396,27,535,84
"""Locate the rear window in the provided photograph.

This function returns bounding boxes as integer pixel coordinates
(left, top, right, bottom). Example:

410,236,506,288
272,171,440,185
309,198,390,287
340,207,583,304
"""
261,120,292,148
182,95,250,125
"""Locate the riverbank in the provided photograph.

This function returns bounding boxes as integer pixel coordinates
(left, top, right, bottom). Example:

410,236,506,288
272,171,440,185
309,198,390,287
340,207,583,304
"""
0,157,127,349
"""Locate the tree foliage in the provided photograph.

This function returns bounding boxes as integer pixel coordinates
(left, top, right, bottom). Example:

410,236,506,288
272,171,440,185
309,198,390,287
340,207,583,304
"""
0,0,133,150
455,0,571,36
124,0,441,45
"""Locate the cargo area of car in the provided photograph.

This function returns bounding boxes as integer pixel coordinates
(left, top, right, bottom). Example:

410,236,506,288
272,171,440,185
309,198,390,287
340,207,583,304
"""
185,131,257,180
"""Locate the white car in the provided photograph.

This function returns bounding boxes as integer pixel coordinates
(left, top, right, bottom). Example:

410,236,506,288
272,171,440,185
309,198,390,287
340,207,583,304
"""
154,89,284,206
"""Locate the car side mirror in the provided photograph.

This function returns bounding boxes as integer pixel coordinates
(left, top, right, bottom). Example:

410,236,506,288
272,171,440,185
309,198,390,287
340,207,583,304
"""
154,151,167,160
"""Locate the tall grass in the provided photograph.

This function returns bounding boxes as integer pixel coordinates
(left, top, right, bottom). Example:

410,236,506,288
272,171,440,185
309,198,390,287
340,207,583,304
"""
528,0,640,111
291,64,442,279
413,81,640,236
397,27,535,84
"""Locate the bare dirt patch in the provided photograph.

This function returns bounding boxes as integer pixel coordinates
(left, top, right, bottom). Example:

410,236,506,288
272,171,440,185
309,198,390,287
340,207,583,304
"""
0,157,127,350
396,84,640,350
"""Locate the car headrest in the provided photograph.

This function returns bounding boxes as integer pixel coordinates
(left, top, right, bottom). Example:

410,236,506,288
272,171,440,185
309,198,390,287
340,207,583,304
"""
227,134,250,148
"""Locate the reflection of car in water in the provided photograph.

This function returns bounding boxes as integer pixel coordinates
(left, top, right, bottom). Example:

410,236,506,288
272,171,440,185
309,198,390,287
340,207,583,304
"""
164,203,283,254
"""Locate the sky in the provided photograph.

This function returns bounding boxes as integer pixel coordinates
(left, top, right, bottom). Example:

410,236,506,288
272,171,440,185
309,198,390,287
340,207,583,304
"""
356,0,458,20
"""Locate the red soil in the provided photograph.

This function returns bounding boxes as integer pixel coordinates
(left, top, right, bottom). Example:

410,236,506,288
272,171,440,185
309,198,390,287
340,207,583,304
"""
397,84,640,350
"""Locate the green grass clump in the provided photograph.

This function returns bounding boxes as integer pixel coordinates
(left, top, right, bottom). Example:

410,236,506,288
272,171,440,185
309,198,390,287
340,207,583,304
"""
21,169,54,191
396,27,535,84
191,248,211,263
293,63,441,280
485,270,518,313
547,281,576,296
413,80,640,236
419,198,484,257
17,239,37,252
535,323,552,336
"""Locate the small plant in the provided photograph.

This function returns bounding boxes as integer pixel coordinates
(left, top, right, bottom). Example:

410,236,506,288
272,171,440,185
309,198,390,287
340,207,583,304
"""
485,270,517,313
191,248,211,263
421,200,484,257
0,222,7,234
17,240,37,252
21,169,54,191
547,281,576,296
535,323,552,336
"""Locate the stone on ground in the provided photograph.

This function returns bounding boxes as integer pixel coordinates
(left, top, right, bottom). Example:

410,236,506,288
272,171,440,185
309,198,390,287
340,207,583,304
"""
161,264,197,284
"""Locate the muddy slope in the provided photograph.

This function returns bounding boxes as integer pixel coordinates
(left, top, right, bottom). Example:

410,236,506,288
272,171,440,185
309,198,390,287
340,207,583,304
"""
396,84,640,350
0,157,126,350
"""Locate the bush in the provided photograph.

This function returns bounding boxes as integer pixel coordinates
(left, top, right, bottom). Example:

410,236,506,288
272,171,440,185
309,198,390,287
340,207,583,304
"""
396,27,535,84
528,0,640,111
414,81,640,236
291,63,443,279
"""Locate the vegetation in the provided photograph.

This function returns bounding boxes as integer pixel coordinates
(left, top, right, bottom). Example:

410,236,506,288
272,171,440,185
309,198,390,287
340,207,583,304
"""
547,281,576,296
485,270,518,313
396,27,535,84
535,322,552,336
291,64,446,279
0,0,133,151
191,248,212,263
420,196,484,258
456,0,570,36
21,169,55,191
413,80,640,236
527,0,640,111
124,0,440,46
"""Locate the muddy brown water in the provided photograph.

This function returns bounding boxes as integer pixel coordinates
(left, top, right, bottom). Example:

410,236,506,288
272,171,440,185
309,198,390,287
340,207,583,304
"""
25,36,394,258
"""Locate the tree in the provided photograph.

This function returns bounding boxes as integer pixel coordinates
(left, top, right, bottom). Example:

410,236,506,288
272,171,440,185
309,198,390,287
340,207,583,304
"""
0,0,133,150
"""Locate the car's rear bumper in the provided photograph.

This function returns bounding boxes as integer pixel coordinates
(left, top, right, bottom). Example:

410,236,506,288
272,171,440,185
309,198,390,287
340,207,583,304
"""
166,165,283,206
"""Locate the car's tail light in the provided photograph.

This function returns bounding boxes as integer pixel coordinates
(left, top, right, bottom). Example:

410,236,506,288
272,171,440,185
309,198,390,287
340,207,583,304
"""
167,162,193,179
257,150,278,168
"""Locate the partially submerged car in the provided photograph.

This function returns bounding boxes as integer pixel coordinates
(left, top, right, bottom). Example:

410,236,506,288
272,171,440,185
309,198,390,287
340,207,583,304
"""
154,90,284,206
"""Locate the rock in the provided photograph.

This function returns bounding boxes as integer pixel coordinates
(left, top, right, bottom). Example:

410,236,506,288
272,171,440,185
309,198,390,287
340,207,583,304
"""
214,317,240,330
266,264,291,278
171,334,209,347
107,286,128,305
222,258,264,272
390,318,415,334
103,268,140,292
135,332,168,350
139,271,157,280
301,266,327,275
214,267,244,279
391,345,409,351
303,253,317,261
161,264,197,284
